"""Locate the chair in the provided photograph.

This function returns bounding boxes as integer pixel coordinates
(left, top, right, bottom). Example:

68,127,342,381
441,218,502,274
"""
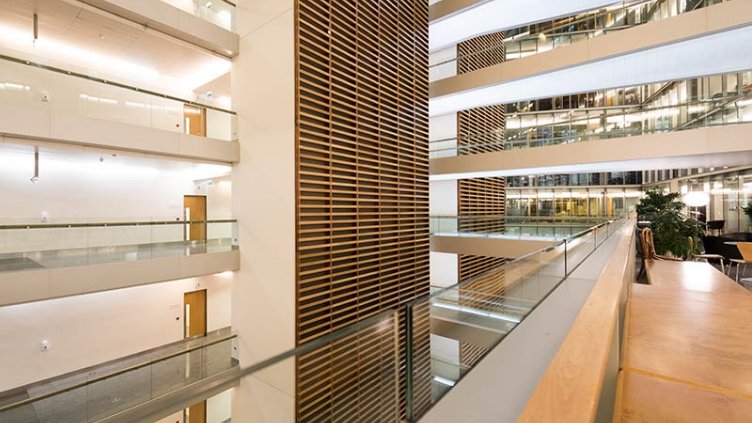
640,228,683,262
688,236,726,274
706,220,725,236
730,242,752,283
636,227,648,282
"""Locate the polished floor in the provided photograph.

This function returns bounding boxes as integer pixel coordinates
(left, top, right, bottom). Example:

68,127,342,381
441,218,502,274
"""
0,239,236,274
0,328,238,423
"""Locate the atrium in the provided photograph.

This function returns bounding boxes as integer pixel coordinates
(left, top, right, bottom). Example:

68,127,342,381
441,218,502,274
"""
0,0,751,422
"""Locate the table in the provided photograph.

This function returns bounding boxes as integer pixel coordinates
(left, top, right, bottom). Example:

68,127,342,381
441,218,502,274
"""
614,261,752,422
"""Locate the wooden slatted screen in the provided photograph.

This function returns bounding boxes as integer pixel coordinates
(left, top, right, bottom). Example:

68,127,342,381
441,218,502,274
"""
457,32,506,74
460,341,490,369
456,33,508,369
456,32,507,279
295,0,430,421
457,255,506,368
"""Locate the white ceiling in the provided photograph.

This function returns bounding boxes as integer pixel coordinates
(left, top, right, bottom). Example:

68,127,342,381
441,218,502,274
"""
0,0,231,98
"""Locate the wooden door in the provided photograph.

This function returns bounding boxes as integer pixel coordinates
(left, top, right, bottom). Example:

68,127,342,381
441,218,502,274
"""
184,195,207,242
186,401,206,423
184,104,207,137
183,289,207,338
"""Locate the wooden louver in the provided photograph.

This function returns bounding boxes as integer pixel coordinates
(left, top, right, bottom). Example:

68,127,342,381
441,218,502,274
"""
456,32,508,275
455,32,509,369
295,0,431,421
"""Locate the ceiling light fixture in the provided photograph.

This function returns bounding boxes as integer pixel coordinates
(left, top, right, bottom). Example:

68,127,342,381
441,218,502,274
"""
30,146,39,183
32,13,38,45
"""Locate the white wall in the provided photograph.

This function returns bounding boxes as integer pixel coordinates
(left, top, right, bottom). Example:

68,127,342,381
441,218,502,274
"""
0,143,232,221
195,175,233,219
231,0,297,421
431,252,459,288
207,109,235,141
0,142,232,253
1,57,181,133
207,389,233,422
430,113,458,143
152,388,233,423
0,145,186,221
429,48,460,290
431,334,461,383
430,180,458,216
0,272,233,392
430,46,457,82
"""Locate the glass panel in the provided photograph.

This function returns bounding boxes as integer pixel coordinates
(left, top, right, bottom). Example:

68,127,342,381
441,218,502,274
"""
0,336,238,423
0,219,238,273
160,0,236,31
428,87,751,156
0,56,236,141
408,218,623,419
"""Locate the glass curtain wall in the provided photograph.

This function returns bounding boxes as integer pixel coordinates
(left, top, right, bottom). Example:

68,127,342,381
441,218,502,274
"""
646,168,752,233
507,71,752,113
506,187,642,218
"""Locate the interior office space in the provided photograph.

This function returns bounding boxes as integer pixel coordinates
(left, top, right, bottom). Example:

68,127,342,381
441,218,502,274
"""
0,0,751,422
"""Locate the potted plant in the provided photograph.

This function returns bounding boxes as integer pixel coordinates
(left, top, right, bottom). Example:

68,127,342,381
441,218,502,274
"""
636,188,702,259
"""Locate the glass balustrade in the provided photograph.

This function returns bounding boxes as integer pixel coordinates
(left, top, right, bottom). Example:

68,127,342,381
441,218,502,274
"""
12,310,402,423
0,333,239,423
160,0,236,31
430,215,608,240
0,219,623,422
0,55,237,142
430,0,729,81
430,92,752,157
406,218,623,420
0,218,238,273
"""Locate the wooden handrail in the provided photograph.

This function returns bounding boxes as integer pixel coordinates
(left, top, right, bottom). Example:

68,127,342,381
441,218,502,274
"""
517,221,635,422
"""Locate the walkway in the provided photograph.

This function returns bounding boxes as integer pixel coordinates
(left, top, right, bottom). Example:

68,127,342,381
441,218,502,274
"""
0,328,238,423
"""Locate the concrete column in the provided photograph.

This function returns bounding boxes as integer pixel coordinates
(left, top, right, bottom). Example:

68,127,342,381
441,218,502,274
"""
231,1,296,421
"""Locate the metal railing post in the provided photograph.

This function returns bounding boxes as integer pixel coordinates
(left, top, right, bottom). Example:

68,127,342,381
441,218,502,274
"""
564,239,569,276
404,303,414,421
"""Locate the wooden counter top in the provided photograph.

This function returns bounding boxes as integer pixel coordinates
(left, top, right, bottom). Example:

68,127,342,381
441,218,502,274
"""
615,370,752,422
645,260,750,295
616,260,752,422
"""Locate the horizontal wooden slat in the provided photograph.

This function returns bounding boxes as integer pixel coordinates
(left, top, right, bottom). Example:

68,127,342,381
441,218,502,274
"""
296,1,430,421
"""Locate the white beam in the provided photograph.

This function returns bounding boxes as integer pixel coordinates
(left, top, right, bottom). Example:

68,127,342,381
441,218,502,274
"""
430,124,752,180
430,0,619,51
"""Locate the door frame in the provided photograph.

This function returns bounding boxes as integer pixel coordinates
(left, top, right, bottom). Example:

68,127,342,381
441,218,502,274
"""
183,289,208,339
183,195,208,242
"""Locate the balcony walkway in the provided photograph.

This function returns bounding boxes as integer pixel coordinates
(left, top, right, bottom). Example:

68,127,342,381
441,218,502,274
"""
0,328,238,423
0,239,235,274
